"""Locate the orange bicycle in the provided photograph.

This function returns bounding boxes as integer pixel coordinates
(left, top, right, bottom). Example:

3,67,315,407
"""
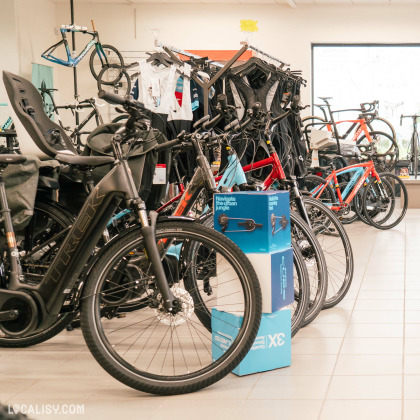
303,97,398,172
304,158,407,229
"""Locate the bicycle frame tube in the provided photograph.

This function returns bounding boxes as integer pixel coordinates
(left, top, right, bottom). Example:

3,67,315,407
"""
313,161,379,211
42,29,97,67
10,161,137,316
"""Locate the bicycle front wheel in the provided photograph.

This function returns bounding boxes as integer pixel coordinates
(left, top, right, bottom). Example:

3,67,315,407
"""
298,197,354,308
81,221,262,395
89,44,124,83
363,172,408,230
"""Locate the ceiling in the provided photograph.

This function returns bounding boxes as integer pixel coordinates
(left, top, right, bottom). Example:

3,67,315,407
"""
53,0,420,5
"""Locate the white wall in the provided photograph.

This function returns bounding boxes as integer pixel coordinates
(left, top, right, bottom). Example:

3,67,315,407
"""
0,0,57,122
0,0,19,122
54,2,420,114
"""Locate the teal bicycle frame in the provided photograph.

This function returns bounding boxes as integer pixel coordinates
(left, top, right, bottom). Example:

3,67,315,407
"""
41,26,107,68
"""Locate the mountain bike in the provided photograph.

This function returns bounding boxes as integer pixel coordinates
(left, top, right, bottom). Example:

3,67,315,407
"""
0,89,262,395
41,20,124,83
400,114,420,179
305,158,408,230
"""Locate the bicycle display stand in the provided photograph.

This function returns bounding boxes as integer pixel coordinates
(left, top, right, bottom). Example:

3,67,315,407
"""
212,191,293,375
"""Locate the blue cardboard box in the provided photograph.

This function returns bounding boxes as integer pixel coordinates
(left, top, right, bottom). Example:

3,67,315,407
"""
214,191,291,254
212,308,291,376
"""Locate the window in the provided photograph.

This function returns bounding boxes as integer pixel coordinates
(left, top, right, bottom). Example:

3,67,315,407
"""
312,45,420,158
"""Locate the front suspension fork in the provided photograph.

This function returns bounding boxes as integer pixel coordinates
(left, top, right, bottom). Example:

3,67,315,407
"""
135,205,176,311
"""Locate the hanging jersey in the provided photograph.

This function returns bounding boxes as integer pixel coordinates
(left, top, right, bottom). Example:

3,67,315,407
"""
137,59,177,115
168,63,193,122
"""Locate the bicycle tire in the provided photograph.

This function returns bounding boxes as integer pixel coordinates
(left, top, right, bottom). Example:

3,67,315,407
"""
367,116,397,141
290,240,310,336
357,131,399,172
299,197,354,309
190,214,309,338
97,64,131,97
304,174,335,205
290,212,328,327
89,44,124,83
0,200,75,347
80,221,262,395
363,172,408,230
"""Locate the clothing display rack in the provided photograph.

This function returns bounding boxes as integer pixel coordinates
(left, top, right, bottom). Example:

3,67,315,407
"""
241,41,290,69
156,40,249,116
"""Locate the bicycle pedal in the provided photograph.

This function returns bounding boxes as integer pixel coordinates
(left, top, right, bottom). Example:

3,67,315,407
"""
116,313,127,318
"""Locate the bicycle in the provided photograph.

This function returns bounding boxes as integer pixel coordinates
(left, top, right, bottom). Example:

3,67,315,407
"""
1,77,263,395
305,158,408,230
39,84,104,151
303,97,398,172
162,101,348,326
400,114,420,179
41,20,124,83
307,99,396,139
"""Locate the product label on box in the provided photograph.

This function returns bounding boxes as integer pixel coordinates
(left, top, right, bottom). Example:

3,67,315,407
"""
215,196,238,212
268,195,279,211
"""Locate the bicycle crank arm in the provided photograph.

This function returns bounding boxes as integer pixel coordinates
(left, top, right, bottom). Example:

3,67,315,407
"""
0,309,19,322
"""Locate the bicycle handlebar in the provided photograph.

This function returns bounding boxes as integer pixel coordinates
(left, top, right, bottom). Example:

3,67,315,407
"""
400,114,420,126
98,90,145,110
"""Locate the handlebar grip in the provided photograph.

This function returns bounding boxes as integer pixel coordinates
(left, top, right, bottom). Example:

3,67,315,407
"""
98,90,125,105
202,114,222,130
91,20,96,32
400,114,403,126
193,115,211,129
155,138,180,153
234,118,252,133
224,119,239,132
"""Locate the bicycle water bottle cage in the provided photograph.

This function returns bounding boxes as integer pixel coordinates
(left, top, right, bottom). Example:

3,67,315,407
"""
271,214,289,235
218,213,263,233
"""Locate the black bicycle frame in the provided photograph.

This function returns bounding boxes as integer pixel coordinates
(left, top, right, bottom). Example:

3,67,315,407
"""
7,151,174,331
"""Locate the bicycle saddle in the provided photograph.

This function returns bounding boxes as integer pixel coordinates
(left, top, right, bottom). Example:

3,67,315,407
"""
55,153,115,167
318,97,332,101
0,155,26,165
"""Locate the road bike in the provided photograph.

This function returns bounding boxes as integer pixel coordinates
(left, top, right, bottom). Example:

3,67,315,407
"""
41,20,124,83
305,159,408,230
400,114,420,179
1,73,263,395
303,97,398,172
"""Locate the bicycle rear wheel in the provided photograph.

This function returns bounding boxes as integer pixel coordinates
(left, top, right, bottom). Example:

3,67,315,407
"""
97,64,132,97
81,221,262,395
0,201,75,347
304,174,335,205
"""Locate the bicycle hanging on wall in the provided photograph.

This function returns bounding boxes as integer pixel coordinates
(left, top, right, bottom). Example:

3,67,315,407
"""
41,20,124,83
